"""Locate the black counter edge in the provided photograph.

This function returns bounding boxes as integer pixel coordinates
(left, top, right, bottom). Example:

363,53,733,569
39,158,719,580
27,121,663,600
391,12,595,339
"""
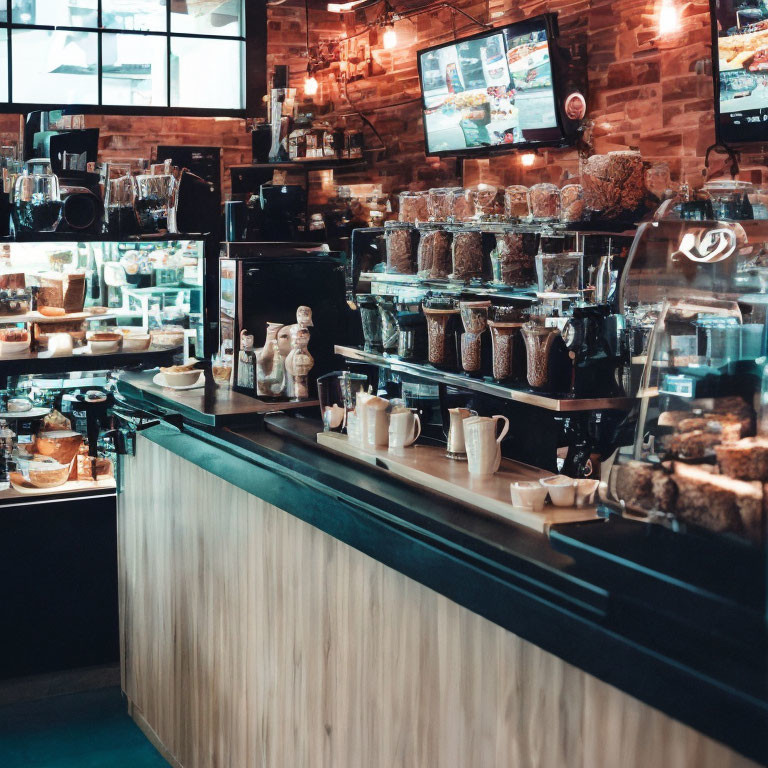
130,423,768,766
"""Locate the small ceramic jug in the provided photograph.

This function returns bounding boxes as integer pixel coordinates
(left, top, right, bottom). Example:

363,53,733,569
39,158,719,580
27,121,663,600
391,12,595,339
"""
463,415,509,477
388,407,421,450
363,396,390,448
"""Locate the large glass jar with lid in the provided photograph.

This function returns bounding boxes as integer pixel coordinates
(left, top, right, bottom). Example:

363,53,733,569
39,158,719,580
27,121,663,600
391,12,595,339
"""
398,190,429,223
416,222,452,278
560,184,585,223
503,185,529,220
448,225,484,282
427,187,465,221
528,183,561,222
384,220,417,274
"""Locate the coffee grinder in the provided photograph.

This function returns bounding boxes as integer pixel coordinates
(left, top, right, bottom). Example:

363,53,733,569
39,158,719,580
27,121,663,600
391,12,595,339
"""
562,304,625,398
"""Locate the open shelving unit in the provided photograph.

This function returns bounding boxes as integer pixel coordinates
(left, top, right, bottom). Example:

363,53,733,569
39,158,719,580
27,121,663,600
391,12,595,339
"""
335,345,635,412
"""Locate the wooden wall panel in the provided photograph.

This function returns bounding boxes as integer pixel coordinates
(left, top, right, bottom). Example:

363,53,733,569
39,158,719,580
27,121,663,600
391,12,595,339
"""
118,436,758,768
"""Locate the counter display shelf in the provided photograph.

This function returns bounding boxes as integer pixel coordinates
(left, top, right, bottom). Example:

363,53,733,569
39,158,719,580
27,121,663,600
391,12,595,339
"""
334,344,635,412
0,473,116,505
0,345,182,380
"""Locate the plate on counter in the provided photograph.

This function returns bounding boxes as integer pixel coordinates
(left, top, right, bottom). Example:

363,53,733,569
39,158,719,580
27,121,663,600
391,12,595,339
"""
152,372,205,391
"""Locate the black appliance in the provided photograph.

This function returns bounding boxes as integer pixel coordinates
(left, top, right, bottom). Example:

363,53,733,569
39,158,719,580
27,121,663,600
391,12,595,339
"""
219,242,354,398
562,304,625,397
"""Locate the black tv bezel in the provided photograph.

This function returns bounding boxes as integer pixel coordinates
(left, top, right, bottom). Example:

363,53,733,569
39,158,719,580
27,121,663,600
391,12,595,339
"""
416,13,571,159
710,0,768,146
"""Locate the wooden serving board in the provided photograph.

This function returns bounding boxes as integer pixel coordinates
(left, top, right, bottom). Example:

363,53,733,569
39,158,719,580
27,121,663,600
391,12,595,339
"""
316,432,598,534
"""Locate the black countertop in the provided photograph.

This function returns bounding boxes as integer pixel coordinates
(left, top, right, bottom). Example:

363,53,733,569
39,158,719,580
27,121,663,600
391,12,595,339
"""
118,398,768,765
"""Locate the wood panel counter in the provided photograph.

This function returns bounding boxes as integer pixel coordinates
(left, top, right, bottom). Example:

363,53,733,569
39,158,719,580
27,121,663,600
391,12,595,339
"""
116,414,767,768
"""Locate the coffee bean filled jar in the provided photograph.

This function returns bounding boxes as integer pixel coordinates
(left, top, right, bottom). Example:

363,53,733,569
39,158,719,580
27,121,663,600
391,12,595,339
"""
422,295,461,371
449,227,484,282
459,300,490,376
416,223,452,279
488,305,527,383
491,230,536,287
398,191,429,223
528,183,561,222
385,221,417,274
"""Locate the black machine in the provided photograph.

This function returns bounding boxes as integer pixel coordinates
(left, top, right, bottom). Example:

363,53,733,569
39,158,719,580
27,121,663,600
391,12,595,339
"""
219,242,354,398
562,304,626,398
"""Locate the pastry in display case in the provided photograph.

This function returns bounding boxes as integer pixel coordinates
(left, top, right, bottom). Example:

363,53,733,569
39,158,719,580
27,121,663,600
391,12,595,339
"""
608,218,768,545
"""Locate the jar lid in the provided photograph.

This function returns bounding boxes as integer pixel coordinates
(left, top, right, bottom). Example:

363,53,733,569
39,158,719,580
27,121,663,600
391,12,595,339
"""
398,190,428,197
422,294,458,310
416,221,446,231
384,220,414,230
358,294,378,307
489,305,526,322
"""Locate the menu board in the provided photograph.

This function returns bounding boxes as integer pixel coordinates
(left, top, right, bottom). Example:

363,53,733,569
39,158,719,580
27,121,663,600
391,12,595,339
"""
714,0,768,142
418,17,565,155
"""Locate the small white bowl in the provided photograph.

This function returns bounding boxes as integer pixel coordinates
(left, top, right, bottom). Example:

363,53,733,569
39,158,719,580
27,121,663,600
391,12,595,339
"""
510,481,549,512
88,339,121,355
574,478,600,507
0,338,30,356
162,369,200,387
121,334,151,352
539,475,577,507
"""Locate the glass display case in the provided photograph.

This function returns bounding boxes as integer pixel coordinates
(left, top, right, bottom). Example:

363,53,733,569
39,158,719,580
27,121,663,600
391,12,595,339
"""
0,236,205,504
608,218,768,546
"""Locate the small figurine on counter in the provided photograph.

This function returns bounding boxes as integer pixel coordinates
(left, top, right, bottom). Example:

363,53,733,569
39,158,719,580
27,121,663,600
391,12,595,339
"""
285,327,314,400
282,306,313,398
236,329,256,391
256,322,287,397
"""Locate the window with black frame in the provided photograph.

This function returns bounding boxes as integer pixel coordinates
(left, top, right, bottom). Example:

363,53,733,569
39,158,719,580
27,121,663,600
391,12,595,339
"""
0,0,245,112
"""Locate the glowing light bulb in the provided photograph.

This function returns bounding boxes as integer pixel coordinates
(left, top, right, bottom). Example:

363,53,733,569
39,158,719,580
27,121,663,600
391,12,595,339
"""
383,25,397,50
520,152,536,167
304,74,318,96
658,0,679,35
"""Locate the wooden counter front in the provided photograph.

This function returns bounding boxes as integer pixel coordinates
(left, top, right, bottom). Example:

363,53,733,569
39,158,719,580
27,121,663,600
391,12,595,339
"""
118,435,758,768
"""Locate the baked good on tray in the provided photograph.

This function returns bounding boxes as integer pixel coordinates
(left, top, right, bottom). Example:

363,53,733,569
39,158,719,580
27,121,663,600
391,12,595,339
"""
715,437,768,482
671,463,763,542
614,460,655,509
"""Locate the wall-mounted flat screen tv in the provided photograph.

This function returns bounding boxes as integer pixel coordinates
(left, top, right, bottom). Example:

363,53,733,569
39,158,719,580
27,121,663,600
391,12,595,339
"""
417,15,569,157
713,0,768,143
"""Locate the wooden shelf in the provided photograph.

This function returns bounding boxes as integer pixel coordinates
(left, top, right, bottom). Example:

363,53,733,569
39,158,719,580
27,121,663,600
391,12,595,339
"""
0,346,181,379
231,160,367,173
335,345,635,412
317,432,598,534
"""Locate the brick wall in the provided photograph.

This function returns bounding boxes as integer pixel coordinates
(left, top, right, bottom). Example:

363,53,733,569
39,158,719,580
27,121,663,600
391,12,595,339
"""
267,0,746,200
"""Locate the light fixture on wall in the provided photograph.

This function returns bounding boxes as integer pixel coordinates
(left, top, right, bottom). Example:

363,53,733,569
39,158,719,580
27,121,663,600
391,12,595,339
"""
382,23,397,50
520,152,536,167
304,0,318,96
658,0,680,35
304,68,319,96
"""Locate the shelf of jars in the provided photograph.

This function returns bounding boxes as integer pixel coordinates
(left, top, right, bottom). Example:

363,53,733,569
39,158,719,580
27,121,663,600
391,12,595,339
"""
334,345,635,413
359,271,539,302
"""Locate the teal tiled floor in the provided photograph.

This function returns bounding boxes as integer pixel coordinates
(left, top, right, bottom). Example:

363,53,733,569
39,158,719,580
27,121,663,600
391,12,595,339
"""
0,686,169,768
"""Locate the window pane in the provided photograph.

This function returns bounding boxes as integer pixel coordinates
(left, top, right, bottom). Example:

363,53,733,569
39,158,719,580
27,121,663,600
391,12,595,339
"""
0,31,7,102
102,33,167,106
103,0,167,32
13,0,98,27
170,37,242,109
0,7,6,23
12,29,98,104
170,0,243,37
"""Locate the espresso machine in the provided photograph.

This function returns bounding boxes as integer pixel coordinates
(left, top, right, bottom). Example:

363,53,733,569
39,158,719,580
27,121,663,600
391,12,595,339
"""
562,304,626,397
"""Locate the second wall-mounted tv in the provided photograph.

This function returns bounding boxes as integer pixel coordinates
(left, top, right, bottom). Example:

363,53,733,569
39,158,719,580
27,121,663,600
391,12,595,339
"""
712,0,768,144
417,14,570,157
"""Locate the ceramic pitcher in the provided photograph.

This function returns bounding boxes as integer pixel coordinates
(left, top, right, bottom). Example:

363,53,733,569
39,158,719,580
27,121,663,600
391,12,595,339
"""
463,415,510,477
363,396,390,448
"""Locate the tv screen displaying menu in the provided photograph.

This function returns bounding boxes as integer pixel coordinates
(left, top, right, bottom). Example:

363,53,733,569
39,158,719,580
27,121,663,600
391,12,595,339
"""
714,0,768,143
417,16,566,156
